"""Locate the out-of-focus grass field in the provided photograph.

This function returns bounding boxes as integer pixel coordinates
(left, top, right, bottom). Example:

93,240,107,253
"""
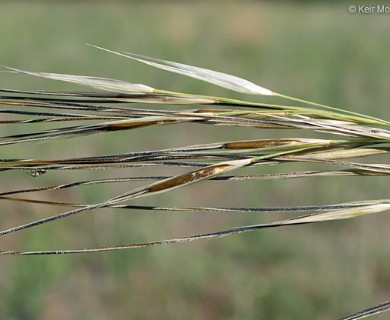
0,1,389,319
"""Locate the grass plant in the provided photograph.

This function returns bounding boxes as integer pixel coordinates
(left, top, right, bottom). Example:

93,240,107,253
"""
0,46,388,319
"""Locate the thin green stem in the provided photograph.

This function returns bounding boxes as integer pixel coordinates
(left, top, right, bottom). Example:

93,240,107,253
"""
274,93,390,126
155,89,389,126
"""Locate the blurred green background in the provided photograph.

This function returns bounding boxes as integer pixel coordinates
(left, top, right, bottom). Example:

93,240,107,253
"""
0,1,389,319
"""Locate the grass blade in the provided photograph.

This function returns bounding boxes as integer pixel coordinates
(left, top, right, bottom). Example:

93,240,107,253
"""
0,200,388,255
4,67,154,94
87,44,274,96
338,300,390,320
